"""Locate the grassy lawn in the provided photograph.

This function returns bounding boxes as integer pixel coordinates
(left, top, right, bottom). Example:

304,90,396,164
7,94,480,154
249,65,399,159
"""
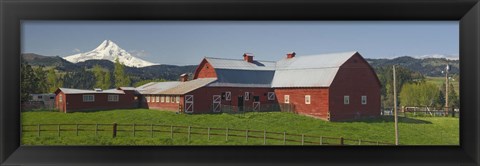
425,76,459,95
21,109,459,146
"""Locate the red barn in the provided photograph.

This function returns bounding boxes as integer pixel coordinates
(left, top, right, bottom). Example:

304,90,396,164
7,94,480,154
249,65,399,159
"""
54,51,380,121
54,88,139,113
272,51,381,121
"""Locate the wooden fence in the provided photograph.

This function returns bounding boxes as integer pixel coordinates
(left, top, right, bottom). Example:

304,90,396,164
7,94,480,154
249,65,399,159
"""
382,106,459,118
22,123,394,145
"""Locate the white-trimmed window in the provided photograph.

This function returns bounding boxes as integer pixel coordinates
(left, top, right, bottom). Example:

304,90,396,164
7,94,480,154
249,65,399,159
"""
166,96,170,103
225,92,231,101
176,96,180,103
245,92,250,101
146,96,151,102
344,96,350,105
305,95,311,104
156,96,160,102
361,96,367,105
59,94,63,102
83,95,94,102
108,95,119,102
161,96,165,103
267,92,275,100
172,96,176,103
284,95,290,103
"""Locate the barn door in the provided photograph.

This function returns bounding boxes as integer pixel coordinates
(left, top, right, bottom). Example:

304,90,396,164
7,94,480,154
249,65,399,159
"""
212,95,221,112
253,102,260,112
184,95,194,113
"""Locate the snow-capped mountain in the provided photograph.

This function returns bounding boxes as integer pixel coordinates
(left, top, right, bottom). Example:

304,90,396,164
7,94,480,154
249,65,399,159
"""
63,40,157,68
415,54,459,60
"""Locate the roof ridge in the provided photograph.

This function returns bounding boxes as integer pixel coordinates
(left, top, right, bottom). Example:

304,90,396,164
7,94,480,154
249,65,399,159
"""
205,56,276,62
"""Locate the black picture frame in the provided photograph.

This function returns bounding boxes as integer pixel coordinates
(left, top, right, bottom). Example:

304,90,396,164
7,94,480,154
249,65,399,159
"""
1,0,479,165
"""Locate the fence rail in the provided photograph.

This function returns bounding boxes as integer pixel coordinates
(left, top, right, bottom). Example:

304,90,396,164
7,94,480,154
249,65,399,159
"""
22,123,394,145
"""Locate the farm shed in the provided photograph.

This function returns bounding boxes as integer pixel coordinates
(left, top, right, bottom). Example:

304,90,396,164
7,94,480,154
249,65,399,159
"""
54,88,139,113
272,51,381,121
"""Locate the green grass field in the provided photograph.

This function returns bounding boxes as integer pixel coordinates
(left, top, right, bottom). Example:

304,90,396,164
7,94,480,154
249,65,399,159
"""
425,76,459,95
21,109,459,146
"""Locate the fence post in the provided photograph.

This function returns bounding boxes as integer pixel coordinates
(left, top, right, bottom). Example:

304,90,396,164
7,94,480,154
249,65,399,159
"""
170,125,174,139
57,124,61,137
112,123,117,138
283,131,286,145
37,124,40,137
245,129,249,143
225,128,229,142
207,127,210,141
151,124,154,138
133,123,136,137
263,129,266,145
76,124,79,136
376,141,379,145
95,123,98,137
301,134,304,145
358,139,361,145
320,136,323,145
188,126,191,142
340,137,344,145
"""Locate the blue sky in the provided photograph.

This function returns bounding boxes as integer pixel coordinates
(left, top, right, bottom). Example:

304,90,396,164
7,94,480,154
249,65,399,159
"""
22,21,458,65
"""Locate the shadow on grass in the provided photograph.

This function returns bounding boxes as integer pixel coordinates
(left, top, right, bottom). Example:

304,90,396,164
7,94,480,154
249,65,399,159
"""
340,116,433,124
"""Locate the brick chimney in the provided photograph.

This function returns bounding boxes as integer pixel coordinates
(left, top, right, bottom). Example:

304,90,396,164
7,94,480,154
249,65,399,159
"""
287,52,296,59
243,53,254,63
179,73,189,82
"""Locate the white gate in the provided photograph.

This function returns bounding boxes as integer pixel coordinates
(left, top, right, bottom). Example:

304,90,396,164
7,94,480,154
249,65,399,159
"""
253,102,260,112
212,95,221,112
184,95,194,113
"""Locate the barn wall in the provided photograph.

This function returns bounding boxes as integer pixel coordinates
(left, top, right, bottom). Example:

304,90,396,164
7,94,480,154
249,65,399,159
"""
186,87,275,114
142,94,183,112
194,59,217,79
60,92,137,112
328,53,382,121
274,88,329,120
54,91,66,113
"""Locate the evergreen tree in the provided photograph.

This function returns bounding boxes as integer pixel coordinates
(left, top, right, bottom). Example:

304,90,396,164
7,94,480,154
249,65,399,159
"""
20,57,36,101
33,66,48,93
92,64,112,89
448,83,460,109
114,58,131,87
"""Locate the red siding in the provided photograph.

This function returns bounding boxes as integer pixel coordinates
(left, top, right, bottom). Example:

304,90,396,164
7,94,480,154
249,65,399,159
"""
328,53,381,121
142,94,183,112
193,59,217,79
56,91,138,113
54,91,67,113
274,88,330,120
186,87,275,114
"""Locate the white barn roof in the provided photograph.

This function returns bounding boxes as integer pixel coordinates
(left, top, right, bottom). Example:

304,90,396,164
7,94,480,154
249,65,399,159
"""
136,81,182,94
272,51,358,88
58,88,125,94
158,78,217,95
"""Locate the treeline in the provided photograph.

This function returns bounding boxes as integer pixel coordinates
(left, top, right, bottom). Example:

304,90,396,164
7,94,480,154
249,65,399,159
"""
21,57,132,102
376,66,459,109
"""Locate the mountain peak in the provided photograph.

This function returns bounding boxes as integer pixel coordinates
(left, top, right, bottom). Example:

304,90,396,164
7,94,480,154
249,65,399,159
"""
63,40,157,68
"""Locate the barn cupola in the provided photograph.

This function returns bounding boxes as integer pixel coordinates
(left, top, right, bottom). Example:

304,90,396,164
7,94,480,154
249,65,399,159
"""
287,52,296,59
180,73,189,82
243,53,254,63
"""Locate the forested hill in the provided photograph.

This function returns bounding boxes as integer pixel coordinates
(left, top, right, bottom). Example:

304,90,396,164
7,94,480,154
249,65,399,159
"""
365,56,459,77
22,53,459,81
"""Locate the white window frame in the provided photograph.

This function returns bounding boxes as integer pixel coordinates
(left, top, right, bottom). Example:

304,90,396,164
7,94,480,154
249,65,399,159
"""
146,96,151,102
245,92,250,101
59,94,63,102
108,95,119,102
361,96,367,105
161,96,165,103
176,96,180,103
83,95,95,102
156,96,160,102
166,96,170,103
267,92,275,100
284,95,290,104
172,96,176,103
225,91,231,101
344,96,350,105
305,95,311,104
